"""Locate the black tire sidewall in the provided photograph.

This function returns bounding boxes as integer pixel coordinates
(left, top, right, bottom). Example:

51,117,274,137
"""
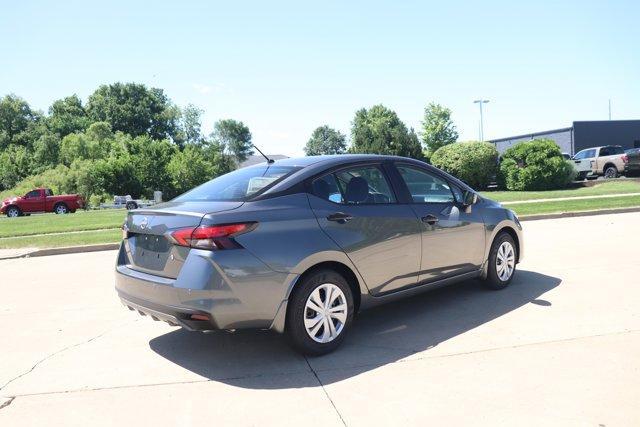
286,269,354,356
485,233,517,290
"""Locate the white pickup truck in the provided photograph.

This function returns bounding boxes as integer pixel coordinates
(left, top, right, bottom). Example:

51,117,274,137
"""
563,152,593,180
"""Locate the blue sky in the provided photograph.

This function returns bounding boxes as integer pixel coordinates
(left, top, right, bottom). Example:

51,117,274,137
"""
2,0,639,156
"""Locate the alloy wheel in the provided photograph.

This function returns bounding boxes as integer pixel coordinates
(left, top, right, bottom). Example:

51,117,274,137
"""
7,208,19,217
304,283,348,343
496,241,515,281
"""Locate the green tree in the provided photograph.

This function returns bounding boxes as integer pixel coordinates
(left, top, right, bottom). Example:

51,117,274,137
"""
86,82,180,141
180,104,204,146
210,119,254,163
350,105,422,158
32,133,61,173
0,144,31,190
0,94,41,148
125,136,178,196
421,103,458,157
47,95,91,137
304,125,347,155
167,145,214,195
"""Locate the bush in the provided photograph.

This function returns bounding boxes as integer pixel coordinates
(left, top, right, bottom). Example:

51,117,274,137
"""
430,141,498,189
498,138,575,191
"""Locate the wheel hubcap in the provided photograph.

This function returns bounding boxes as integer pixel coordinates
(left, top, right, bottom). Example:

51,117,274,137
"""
8,209,18,217
496,241,515,281
57,206,65,214
304,283,347,343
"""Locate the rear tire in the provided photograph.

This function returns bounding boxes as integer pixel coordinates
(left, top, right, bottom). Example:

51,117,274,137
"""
604,166,618,179
6,206,21,218
54,203,69,214
126,201,138,210
483,232,517,290
286,269,354,356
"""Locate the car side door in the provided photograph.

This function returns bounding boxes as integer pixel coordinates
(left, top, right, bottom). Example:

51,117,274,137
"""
307,163,423,296
391,163,486,284
22,190,45,212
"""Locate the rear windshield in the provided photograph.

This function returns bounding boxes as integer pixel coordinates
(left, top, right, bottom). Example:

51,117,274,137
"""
173,165,299,202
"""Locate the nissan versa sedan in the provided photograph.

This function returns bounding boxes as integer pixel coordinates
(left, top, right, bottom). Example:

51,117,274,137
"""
115,155,523,355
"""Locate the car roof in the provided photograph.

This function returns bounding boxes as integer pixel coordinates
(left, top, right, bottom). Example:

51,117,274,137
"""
249,154,415,169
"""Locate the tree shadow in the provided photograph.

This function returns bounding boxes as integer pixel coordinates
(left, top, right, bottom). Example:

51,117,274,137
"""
149,270,560,389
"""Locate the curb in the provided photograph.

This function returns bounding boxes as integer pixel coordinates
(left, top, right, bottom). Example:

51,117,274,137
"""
520,206,640,222
0,243,120,260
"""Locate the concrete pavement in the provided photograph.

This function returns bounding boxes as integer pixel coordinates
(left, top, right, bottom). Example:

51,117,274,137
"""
1,212,639,426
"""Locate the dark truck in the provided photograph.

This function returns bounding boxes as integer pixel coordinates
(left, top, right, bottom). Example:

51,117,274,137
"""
625,148,640,176
1,188,85,217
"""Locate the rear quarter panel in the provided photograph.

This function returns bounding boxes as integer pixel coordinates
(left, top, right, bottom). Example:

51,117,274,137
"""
202,193,370,297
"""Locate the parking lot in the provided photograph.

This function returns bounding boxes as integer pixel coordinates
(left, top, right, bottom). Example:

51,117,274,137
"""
1,212,639,426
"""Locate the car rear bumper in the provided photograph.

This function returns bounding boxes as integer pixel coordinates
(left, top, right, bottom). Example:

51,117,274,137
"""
114,242,297,331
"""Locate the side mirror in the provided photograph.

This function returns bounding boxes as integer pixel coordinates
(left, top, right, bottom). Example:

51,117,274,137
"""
462,190,478,206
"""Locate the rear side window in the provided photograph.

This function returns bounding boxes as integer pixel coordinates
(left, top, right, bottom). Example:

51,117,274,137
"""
174,165,298,202
397,165,456,203
312,166,396,204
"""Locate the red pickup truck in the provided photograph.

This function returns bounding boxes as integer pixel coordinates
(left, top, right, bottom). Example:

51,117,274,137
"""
1,188,85,217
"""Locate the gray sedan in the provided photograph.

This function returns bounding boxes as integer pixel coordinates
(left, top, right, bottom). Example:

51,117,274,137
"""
115,155,523,355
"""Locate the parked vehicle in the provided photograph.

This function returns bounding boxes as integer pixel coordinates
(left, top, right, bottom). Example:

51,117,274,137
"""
565,152,593,180
1,188,85,217
572,145,628,179
115,155,523,355
624,148,640,176
101,195,155,210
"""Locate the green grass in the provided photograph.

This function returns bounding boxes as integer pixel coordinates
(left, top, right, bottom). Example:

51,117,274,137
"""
0,209,126,238
0,229,121,249
481,181,640,203
510,194,640,216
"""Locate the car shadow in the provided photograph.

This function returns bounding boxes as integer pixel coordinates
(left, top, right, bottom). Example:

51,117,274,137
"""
149,269,560,389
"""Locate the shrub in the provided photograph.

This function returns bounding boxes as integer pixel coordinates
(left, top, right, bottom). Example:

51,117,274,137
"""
430,141,499,189
498,138,576,191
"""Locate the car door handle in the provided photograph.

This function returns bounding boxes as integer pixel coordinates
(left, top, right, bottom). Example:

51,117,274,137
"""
421,214,439,225
327,212,353,223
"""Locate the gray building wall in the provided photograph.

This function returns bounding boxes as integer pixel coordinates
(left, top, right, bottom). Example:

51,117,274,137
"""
492,127,573,154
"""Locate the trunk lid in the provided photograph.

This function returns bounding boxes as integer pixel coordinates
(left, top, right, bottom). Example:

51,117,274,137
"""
123,201,243,278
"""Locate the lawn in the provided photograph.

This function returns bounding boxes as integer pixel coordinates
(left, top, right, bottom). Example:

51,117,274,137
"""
0,209,126,238
509,194,640,216
481,180,640,203
0,229,121,249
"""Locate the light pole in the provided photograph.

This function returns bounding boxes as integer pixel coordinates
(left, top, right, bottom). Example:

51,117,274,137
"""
474,99,489,141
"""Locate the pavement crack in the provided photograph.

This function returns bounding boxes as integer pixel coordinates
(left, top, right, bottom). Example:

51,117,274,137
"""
0,319,137,392
0,396,15,411
304,356,347,427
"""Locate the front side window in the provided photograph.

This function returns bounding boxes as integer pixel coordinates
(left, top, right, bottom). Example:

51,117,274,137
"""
174,165,298,202
312,166,396,204
397,165,455,203
25,190,40,198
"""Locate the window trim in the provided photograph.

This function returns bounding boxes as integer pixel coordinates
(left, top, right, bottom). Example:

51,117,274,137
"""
307,162,399,206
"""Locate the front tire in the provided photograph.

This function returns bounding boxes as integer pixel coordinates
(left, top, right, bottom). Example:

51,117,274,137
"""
483,232,517,290
286,269,354,356
6,206,21,218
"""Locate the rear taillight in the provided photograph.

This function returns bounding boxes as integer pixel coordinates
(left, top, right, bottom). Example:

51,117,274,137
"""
170,222,257,250
622,154,629,163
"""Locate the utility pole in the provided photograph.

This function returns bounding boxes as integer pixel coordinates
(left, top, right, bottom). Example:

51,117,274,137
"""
473,99,489,141
608,99,612,120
